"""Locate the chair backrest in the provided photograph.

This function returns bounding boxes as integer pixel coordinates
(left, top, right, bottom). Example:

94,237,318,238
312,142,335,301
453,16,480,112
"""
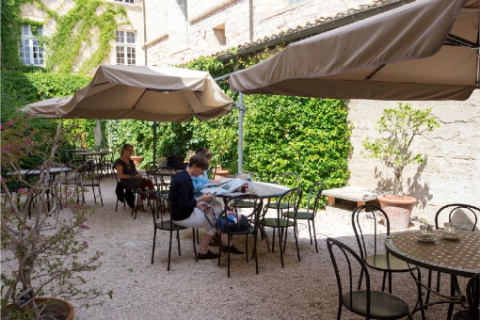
306,180,324,216
275,188,303,222
327,238,371,317
434,203,479,232
466,273,480,319
226,194,263,231
351,204,390,261
152,192,173,229
275,172,301,188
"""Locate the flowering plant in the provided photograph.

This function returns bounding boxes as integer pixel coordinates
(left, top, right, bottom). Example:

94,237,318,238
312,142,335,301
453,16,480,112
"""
1,116,105,319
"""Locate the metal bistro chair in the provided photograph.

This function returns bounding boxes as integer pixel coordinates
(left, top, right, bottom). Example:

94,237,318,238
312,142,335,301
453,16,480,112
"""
151,193,197,271
259,187,302,267
77,160,103,206
267,172,301,209
352,205,418,294
426,204,480,317
282,180,324,253
217,194,263,277
327,237,413,320
452,273,479,320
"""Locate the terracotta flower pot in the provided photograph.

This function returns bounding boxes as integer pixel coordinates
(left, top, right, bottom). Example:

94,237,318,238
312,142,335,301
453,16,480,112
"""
378,195,417,230
214,168,230,179
130,155,143,167
3,297,74,319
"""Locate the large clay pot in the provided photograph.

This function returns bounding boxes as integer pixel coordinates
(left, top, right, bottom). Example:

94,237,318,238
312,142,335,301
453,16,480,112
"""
3,297,74,319
214,169,230,179
130,155,143,167
378,195,417,230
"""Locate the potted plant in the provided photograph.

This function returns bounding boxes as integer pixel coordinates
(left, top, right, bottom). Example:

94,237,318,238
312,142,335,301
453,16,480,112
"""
207,127,237,178
363,103,440,228
1,116,108,319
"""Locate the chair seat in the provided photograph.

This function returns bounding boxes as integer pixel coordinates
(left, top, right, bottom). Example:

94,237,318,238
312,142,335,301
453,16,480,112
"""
343,290,410,319
282,210,313,220
267,202,290,209
366,254,415,272
452,310,473,320
157,220,187,231
222,225,256,235
260,218,295,228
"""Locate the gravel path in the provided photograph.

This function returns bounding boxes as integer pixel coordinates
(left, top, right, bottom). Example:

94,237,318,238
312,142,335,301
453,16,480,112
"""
63,178,466,319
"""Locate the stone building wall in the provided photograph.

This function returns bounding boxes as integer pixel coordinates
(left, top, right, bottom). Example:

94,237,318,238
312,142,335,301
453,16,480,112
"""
145,0,382,65
347,92,480,220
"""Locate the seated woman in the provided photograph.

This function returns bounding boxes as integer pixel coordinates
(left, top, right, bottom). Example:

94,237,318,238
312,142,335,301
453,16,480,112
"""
169,154,243,260
115,144,155,212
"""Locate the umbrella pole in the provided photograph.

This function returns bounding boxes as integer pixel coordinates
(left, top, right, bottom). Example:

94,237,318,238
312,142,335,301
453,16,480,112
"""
153,122,158,164
238,93,245,173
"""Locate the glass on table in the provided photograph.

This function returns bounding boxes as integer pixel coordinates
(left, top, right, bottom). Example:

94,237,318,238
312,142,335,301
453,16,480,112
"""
444,222,455,234
419,224,433,238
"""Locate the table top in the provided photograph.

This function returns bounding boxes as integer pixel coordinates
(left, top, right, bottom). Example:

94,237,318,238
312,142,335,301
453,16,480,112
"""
77,151,112,156
216,181,290,199
8,167,72,176
385,231,480,277
146,168,184,177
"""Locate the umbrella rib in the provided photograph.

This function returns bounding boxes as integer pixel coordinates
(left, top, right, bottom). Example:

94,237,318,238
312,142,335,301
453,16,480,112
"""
92,81,110,87
445,34,477,48
365,64,386,80
132,89,148,110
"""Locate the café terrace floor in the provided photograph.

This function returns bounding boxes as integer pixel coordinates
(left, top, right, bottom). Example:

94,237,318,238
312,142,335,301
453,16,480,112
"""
66,178,461,319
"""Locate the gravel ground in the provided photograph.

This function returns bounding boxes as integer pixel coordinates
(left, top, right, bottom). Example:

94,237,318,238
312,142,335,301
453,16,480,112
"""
32,177,469,319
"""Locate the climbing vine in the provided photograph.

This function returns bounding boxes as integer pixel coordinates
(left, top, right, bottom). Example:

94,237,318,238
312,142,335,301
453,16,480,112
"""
1,0,128,74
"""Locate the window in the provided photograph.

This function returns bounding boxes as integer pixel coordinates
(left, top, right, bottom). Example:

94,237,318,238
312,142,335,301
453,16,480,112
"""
20,24,44,66
116,31,136,65
114,0,134,3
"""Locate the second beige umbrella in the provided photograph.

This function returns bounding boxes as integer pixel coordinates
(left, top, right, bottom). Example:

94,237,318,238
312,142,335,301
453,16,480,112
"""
24,65,233,121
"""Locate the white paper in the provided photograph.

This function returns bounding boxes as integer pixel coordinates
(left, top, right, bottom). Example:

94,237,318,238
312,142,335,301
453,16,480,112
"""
201,178,245,195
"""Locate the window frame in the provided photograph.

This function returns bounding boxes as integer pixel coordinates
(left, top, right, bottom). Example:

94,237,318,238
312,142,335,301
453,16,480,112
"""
20,24,45,67
115,30,137,66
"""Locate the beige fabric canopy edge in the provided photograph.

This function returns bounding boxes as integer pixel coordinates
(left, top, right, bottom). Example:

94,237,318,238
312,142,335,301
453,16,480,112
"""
229,0,478,101
24,65,233,122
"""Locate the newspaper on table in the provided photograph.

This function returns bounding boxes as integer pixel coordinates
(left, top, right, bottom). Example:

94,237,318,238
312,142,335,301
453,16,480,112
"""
200,178,245,195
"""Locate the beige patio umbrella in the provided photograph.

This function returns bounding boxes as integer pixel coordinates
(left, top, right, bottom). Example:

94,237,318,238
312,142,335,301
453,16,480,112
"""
24,65,233,121
230,0,478,101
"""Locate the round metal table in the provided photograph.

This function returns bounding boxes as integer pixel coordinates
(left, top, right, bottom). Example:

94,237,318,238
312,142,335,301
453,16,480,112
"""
385,231,480,277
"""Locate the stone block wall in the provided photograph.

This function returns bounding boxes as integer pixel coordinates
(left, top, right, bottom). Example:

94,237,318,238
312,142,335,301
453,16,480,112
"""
348,92,480,220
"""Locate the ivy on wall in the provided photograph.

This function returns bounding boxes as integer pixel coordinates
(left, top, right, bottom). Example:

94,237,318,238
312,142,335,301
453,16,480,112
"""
1,0,128,74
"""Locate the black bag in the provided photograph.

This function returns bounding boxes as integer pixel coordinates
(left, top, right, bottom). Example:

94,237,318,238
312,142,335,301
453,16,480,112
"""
216,210,250,233
116,182,135,208
116,182,125,203
125,188,134,208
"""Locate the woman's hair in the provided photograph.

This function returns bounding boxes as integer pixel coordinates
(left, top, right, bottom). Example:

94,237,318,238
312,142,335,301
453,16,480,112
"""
195,147,213,160
189,154,209,170
121,144,134,156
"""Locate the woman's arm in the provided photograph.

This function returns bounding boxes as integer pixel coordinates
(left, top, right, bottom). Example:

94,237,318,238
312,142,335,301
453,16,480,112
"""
116,164,141,179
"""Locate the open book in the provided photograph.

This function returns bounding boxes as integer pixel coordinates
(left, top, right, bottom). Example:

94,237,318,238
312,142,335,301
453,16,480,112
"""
200,178,245,195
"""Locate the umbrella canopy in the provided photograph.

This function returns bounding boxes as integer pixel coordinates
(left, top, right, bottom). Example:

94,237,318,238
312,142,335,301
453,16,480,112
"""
230,0,478,101
24,65,233,121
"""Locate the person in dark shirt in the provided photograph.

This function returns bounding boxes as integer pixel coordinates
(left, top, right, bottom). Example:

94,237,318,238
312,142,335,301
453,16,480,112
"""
115,144,155,212
169,154,243,259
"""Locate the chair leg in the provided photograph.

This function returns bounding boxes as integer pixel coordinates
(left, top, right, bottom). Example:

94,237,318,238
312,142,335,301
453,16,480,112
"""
381,271,387,291
425,270,433,307
312,219,318,253
307,220,313,245
177,230,181,256
283,227,288,254
245,234,249,263
98,185,103,206
92,185,97,203
151,228,157,264
388,271,393,294
294,226,301,262
271,228,276,252
227,232,231,278
336,303,342,320
115,199,119,212
253,233,259,275
167,229,173,271
357,271,364,290
192,228,197,262
278,228,284,268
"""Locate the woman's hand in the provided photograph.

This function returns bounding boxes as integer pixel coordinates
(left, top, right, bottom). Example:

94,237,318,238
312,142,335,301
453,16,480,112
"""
197,193,213,203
